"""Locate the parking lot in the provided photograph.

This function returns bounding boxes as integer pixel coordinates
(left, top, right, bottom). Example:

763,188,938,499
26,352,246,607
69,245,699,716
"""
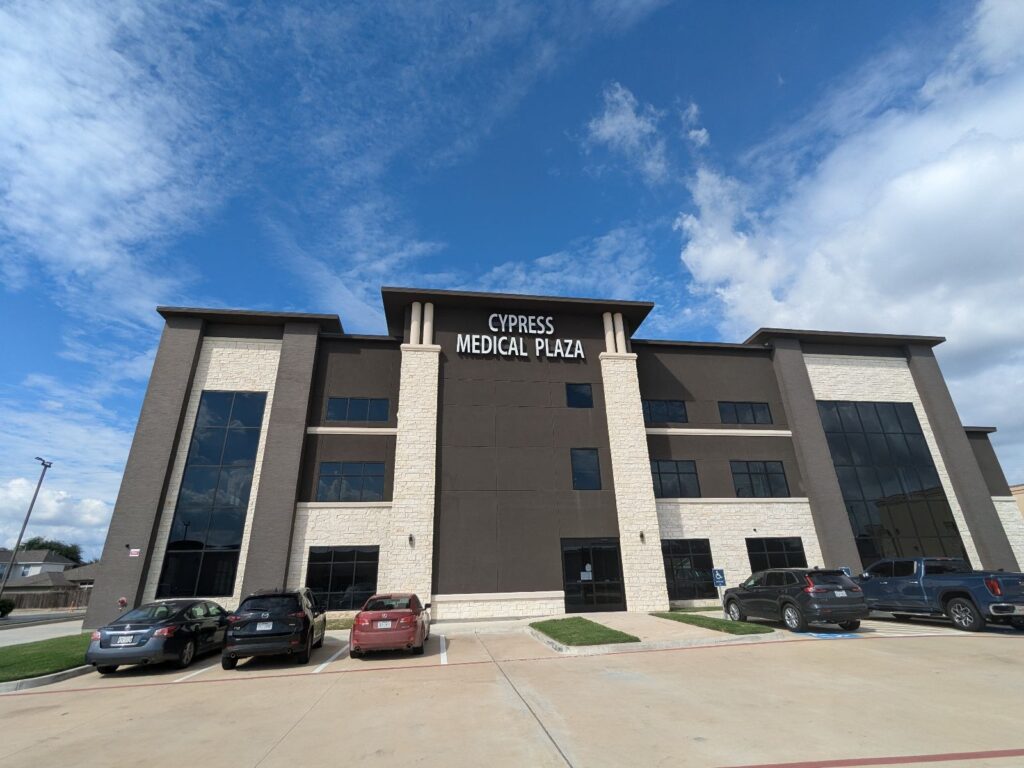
1,617,1023,767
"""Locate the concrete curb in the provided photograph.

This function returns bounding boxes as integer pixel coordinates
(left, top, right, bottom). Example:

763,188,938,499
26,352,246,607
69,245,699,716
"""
0,614,87,631
0,665,93,694
525,626,786,656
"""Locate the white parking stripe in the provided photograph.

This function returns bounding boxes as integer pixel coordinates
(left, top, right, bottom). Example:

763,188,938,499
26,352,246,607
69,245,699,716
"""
313,642,349,673
439,634,448,665
174,662,216,683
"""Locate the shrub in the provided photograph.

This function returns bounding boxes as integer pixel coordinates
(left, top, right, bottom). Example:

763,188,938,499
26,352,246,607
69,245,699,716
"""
0,599,15,618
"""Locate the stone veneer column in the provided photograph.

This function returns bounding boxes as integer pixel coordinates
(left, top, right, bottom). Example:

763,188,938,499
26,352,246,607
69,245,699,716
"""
906,345,1019,570
240,322,321,595
600,351,669,612
86,317,204,628
382,343,441,599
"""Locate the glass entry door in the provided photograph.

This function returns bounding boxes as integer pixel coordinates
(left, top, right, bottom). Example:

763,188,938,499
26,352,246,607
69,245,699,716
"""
561,538,626,612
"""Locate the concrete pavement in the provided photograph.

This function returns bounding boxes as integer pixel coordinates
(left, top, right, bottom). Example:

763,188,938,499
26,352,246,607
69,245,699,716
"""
0,619,84,647
1,626,1022,767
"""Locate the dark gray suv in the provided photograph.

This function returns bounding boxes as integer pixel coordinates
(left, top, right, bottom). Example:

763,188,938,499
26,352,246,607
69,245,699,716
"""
723,569,869,632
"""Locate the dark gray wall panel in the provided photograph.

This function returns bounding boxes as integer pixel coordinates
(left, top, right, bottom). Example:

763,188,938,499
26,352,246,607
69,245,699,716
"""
309,340,401,427
298,434,397,501
967,432,1012,497
86,317,204,628
770,339,863,571
240,322,320,595
907,345,1019,569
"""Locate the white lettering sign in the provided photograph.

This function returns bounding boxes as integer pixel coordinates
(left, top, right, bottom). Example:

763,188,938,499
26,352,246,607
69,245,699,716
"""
456,313,585,360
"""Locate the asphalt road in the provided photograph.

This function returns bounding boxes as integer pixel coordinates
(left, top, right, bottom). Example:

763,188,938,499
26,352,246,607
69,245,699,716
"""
1,621,1022,767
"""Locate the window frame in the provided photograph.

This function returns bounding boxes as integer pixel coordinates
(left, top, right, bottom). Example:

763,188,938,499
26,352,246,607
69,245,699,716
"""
661,538,717,600
745,537,808,571
730,460,791,498
642,399,688,425
570,448,602,491
565,383,594,409
650,459,701,498
325,397,391,424
305,545,380,611
719,401,773,425
315,461,387,502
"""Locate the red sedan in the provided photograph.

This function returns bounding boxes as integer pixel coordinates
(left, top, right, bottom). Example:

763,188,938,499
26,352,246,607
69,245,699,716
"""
349,593,430,657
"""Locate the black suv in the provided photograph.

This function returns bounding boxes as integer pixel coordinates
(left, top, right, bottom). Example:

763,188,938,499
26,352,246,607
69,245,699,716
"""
222,588,327,669
723,569,869,632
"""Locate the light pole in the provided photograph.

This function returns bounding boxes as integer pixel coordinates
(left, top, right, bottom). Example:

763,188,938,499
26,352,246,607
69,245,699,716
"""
0,457,53,604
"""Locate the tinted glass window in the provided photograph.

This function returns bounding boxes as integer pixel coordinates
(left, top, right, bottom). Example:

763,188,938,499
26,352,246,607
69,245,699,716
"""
238,595,300,614
809,572,857,588
316,462,386,502
571,449,601,490
764,572,787,587
364,596,412,611
817,400,968,568
661,539,716,599
730,461,790,498
565,383,594,408
746,538,807,571
891,560,916,578
924,560,971,574
157,391,265,599
651,459,701,498
642,399,688,424
305,546,379,610
719,402,773,425
744,572,766,587
868,561,894,578
115,603,183,623
326,397,390,423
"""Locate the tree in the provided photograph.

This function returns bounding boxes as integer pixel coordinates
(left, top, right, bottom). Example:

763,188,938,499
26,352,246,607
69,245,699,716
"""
19,537,83,565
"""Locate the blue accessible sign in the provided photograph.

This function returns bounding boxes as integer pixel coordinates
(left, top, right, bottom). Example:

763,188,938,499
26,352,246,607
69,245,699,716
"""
712,568,726,587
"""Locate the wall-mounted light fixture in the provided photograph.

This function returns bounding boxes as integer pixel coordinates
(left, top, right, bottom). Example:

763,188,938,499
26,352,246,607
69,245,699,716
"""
408,533,415,547
639,531,645,543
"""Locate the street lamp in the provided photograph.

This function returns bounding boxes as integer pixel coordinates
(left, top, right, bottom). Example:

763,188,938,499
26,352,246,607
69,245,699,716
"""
0,457,53,604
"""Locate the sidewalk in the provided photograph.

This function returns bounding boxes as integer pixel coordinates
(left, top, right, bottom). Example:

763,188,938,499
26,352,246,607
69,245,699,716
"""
0,619,84,648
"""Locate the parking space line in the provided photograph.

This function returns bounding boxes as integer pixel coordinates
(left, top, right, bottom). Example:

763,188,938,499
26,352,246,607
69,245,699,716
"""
439,634,448,665
718,745,1024,767
313,643,349,673
173,662,217,683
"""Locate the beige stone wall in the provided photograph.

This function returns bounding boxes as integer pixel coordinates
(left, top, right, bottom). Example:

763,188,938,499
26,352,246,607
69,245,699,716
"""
803,354,982,566
657,498,825,588
600,351,670,612
143,338,281,609
992,497,1024,570
390,344,441,600
431,591,565,621
286,503,392,592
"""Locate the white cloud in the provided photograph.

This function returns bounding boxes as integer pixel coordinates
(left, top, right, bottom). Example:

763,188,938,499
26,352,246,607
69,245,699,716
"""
0,478,112,561
676,0,1024,481
680,100,710,148
585,82,669,184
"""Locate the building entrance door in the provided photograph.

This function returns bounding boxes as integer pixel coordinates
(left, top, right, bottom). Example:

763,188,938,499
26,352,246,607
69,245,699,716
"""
561,538,626,612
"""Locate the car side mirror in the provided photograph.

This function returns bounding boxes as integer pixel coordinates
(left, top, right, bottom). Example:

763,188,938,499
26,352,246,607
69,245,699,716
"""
424,602,431,609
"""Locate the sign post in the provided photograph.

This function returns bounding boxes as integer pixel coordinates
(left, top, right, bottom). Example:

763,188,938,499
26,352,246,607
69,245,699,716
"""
712,568,727,618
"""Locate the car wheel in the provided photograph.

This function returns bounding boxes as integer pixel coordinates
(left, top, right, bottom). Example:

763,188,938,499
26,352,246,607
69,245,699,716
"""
838,620,861,631
221,656,237,670
313,630,323,649
350,648,362,659
1010,618,1024,631
96,665,118,675
412,639,425,656
296,632,312,664
782,603,808,632
726,600,746,622
175,639,196,669
946,597,985,632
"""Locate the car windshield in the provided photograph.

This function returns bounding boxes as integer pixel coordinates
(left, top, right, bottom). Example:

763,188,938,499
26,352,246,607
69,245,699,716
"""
363,596,411,611
238,595,300,614
809,572,857,588
924,560,972,575
115,603,182,623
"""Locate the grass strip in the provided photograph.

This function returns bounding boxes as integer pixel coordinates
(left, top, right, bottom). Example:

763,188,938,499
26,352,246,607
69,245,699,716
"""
652,612,774,635
0,633,92,683
530,616,640,646
325,617,354,631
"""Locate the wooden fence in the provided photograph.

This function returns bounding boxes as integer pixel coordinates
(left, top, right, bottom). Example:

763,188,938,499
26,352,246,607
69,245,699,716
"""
5,588,91,610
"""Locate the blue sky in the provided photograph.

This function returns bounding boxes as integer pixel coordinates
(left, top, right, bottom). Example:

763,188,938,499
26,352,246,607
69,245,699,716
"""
2,1,1023,559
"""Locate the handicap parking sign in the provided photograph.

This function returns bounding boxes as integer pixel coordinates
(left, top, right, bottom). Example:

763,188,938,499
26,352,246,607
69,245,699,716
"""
712,569,726,587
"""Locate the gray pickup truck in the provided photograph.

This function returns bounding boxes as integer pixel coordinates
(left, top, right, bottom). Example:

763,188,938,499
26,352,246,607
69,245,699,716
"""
856,557,1024,631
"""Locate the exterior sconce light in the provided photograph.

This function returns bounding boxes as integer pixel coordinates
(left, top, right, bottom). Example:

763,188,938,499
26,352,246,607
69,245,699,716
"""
408,533,415,547
639,531,645,543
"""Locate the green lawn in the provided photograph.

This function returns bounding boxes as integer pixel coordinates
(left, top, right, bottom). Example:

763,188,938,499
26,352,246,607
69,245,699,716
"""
652,612,774,635
530,617,640,646
0,633,92,683
668,606,722,613
325,617,354,631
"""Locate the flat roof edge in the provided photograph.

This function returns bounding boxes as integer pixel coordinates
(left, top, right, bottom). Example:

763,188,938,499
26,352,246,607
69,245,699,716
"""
632,338,770,352
964,426,998,434
158,306,343,333
745,327,946,348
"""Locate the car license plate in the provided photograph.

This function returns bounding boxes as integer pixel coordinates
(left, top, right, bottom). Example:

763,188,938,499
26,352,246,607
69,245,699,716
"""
376,620,392,629
114,635,134,645
835,590,847,598
256,622,273,631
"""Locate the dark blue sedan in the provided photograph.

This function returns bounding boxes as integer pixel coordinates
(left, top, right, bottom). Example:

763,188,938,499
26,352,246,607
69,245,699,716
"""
86,599,229,674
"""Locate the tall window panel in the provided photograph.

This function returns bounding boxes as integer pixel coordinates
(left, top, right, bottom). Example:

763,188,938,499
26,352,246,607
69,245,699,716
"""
305,546,379,610
730,461,790,497
157,391,267,598
817,400,968,566
746,537,807,571
651,459,701,498
316,462,386,502
662,539,717,599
